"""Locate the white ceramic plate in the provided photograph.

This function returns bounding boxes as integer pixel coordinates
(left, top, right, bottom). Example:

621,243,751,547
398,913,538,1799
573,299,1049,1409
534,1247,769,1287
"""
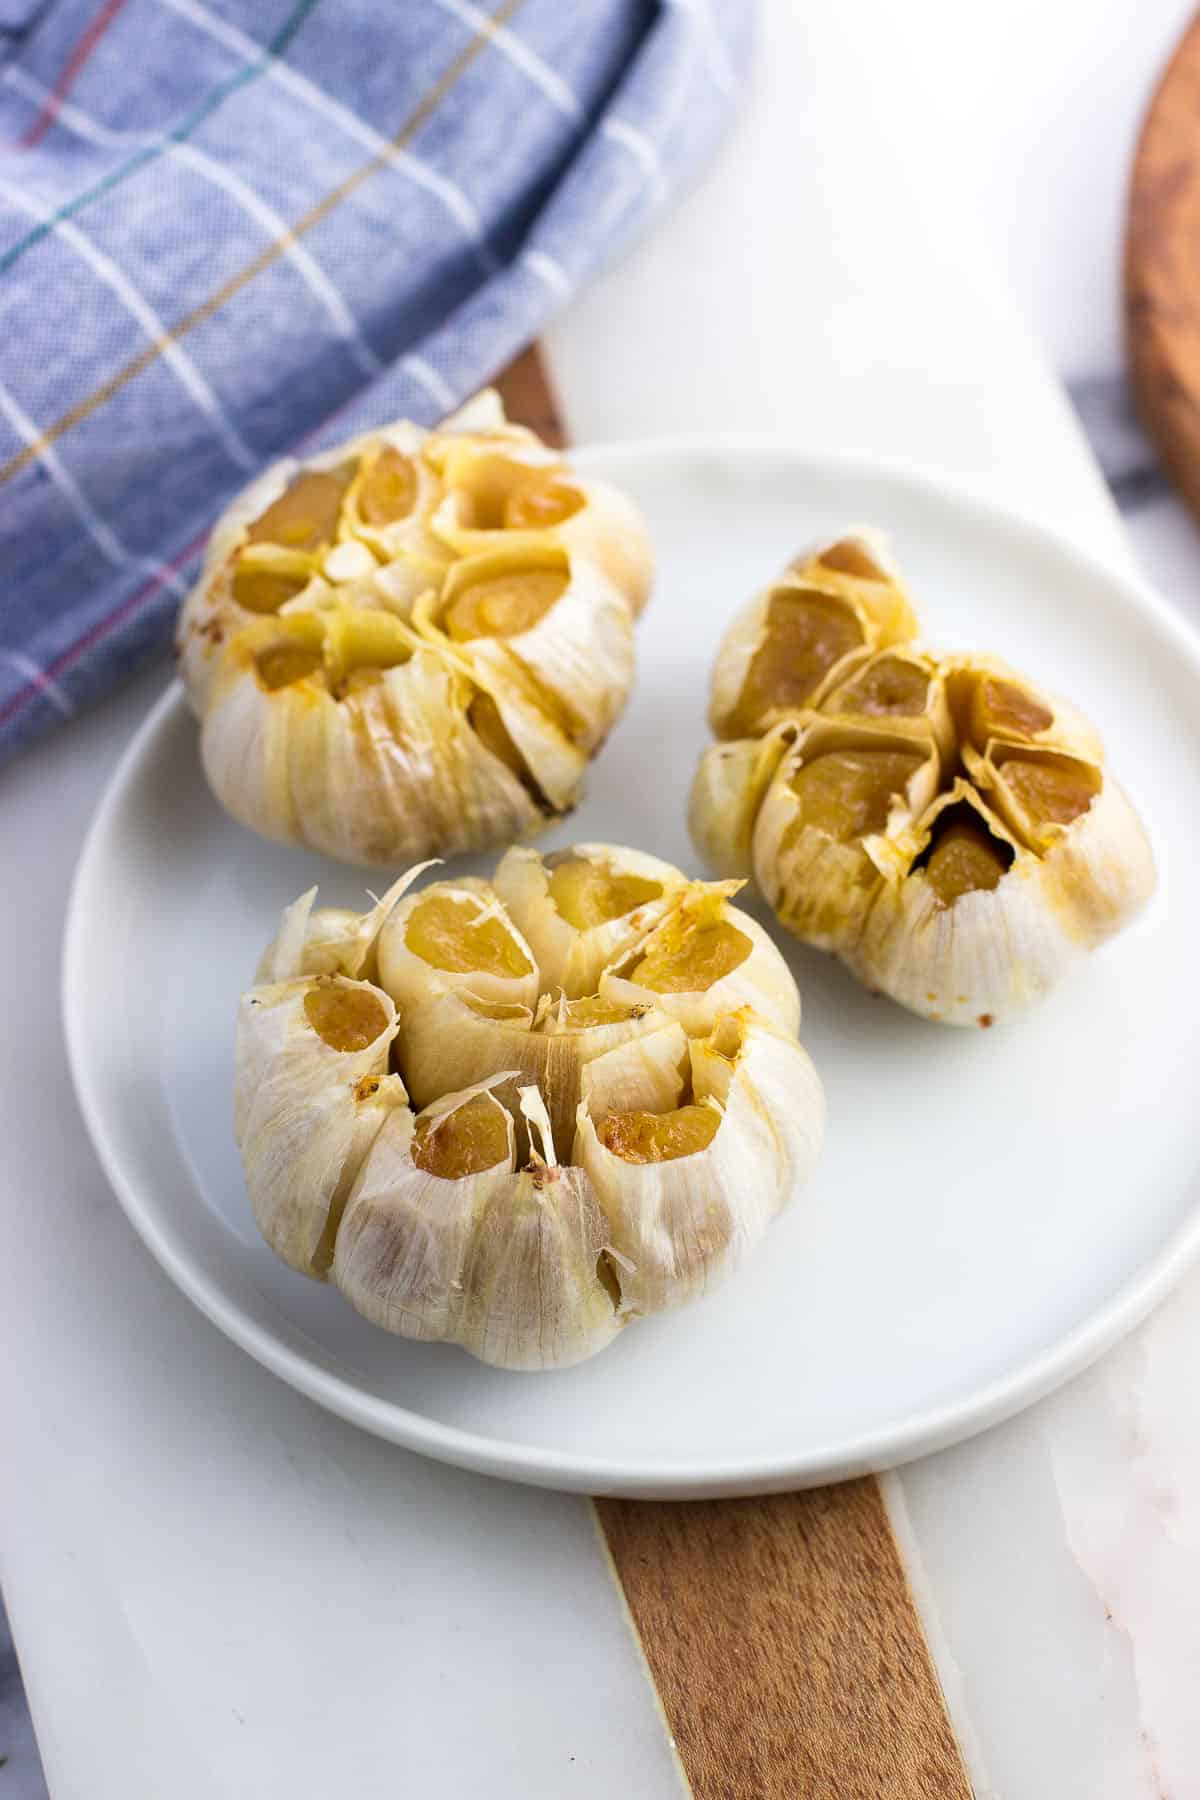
64,441,1200,1498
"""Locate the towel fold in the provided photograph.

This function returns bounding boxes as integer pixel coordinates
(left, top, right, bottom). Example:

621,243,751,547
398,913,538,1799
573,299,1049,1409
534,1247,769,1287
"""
0,0,752,760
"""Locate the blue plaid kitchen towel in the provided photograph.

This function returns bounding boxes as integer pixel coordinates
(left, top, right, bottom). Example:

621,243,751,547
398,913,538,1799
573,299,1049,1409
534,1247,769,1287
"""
0,0,752,760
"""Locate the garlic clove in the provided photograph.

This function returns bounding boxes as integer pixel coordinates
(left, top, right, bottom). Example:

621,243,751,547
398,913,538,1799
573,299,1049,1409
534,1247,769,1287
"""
750,722,941,953
234,973,404,1276
492,842,686,997
426,438,654,617
599,881,802,1038
786,528,920,645
429,544,635,756
574,1013,824,1316
820,646,954,762
708,530,920,743
333,1081,623,1369
577,1018,690,1120
376,881,539,1012
255,865,439,986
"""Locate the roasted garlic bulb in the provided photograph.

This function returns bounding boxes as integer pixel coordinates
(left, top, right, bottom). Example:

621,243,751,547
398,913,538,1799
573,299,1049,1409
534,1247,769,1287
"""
690,532,1156,1025
236,845,824,1369
178,392,652,866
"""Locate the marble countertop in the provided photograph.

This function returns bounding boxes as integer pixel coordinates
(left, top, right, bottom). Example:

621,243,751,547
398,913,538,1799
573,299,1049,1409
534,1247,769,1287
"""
6,2,1200,1795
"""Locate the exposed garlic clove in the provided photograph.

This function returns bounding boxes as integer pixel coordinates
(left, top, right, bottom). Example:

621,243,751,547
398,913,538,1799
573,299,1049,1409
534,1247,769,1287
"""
425,436,654,617
428,543,635,756
708,530,919,742
234,972,405,1276
176,421,436,710
786,528,919,644
333,1081,624,1370
376,879,539,1014
819,646,954,760
492,842,686,997
750,722,942,954
845,765,1156,1025
574,1013,824,1315
599,881,802,1039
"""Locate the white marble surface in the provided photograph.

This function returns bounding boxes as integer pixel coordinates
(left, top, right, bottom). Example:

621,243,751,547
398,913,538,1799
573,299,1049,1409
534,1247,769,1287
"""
6,1,1200,1794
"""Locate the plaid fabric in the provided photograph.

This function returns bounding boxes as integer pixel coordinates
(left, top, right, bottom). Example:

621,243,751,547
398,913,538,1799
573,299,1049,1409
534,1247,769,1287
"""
0,0,752,761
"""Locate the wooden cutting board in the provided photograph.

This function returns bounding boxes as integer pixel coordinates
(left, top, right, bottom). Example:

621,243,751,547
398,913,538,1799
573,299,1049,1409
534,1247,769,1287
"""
1127,12,1200,520
494,345,974,1800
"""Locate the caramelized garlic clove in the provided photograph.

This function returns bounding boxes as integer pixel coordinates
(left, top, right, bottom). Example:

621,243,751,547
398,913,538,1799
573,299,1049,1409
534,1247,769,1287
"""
749,723,940,953
599,882,801,1039
377,882,539,1012
492,842,685,997
426,435,654,616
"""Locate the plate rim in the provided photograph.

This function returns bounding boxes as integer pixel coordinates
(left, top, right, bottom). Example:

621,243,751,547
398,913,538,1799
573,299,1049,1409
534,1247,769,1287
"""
63,435,1200,1498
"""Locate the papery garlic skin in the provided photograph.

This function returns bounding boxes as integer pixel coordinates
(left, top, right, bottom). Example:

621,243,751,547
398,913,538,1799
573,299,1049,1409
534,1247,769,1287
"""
333,1084,624,1370
688,726,796,881
690,534,1157,1025
234,974,404,1276
235,850,825,1369
847,775,1156,1025
178,391,651,866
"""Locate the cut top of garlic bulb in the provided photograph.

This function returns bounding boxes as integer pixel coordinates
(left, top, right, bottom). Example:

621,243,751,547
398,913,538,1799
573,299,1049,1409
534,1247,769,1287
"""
690,530,1156,1026
234,845,825,1369
176,392,654,868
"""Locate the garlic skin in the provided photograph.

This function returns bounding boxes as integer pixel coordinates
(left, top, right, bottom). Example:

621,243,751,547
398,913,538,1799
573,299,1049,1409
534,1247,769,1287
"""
574,1014,825,1315
234,849,825,1369
690,536,1156,1024
234,974,405,1276
688,724,797,880
334,1085,623,1370
177,392,651,866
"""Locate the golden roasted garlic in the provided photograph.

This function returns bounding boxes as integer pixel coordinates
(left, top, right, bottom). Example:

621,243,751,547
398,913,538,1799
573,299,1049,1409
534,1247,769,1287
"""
178,392,653,866
690,532,1156,1025
236,844,824,1369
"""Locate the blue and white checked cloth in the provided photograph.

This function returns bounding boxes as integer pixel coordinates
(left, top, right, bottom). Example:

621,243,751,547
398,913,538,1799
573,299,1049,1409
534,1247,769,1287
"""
0,0,752,761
